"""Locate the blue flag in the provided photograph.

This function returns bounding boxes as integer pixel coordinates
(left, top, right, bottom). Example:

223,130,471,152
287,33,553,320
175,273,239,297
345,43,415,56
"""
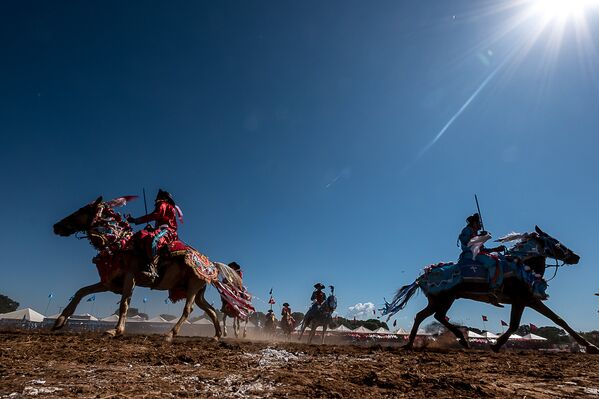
86,295,96,302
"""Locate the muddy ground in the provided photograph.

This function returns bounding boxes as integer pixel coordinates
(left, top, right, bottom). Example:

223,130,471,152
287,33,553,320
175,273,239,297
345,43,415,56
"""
1,331,598,398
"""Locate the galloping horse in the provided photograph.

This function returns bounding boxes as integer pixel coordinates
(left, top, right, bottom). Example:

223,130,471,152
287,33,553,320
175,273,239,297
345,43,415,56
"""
298,294,337,344
222,306,249,339
280,313,296,338
52,196,242,341
263,311,277,337
384,226,598,353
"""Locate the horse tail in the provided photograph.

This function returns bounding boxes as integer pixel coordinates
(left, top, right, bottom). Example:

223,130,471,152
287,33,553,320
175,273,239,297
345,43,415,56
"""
213,261,243,289
381,281,420,320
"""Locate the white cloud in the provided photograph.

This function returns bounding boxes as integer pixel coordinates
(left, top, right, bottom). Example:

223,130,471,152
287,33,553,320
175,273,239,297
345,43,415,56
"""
347,302,376,320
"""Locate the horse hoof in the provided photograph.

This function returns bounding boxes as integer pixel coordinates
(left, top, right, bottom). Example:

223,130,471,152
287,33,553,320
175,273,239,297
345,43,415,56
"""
164,334,173,343
104,329,117,337
586,345,599,354
52,317,66,331
211,336,220,342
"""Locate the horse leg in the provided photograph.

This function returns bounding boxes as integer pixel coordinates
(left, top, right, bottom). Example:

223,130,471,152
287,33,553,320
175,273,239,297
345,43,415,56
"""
308,325,316,344
491,302,525,353
166,279,203,342
243,320,248,338
195,285,222,340
528,299,599,354
404,300,435,349
222,314,228,337
321,324,327,345
234,318,240,338
433,297,468,348
298,321,307,342
106,274,135,337
52,282,107,331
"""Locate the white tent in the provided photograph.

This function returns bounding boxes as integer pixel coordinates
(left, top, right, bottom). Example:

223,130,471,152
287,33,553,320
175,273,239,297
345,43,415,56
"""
481,331,499,339
147,316,169,323
100,315,119,322
373,327,392,335
352,326,373,334
167,317,190,324
467,331,485,339
193,317,213,325
0,308,45,322
127,315,145,322
331,324,352,333
70,313,98,321
395,328,409,335
522,333,547,341
416,329,433,336
508,333,524,340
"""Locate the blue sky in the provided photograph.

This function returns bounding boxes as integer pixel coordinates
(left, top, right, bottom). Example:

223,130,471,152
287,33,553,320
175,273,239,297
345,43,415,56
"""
1,1,598,332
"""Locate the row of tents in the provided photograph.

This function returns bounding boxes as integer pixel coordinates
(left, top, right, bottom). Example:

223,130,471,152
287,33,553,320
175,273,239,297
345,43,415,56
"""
0,308,547,340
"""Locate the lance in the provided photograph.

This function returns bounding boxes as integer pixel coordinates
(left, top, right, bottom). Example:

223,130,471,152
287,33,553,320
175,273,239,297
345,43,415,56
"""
143,188,149,216
474,194,485,232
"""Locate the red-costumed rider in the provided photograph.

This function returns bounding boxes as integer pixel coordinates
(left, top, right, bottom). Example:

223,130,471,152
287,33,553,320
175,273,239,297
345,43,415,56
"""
127,189,183,282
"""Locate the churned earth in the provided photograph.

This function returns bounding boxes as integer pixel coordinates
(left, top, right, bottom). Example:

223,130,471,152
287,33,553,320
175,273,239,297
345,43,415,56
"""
1,331,598,398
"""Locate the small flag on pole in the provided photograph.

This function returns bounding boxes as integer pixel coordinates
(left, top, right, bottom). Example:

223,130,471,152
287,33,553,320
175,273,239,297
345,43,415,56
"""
268,296,275,305
86,295,96,302
501,320,508,327
269,288,273,295
529,323,538,331
481,315,488,322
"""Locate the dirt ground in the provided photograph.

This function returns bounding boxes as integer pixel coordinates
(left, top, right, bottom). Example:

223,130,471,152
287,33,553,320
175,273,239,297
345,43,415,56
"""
1,331,599,398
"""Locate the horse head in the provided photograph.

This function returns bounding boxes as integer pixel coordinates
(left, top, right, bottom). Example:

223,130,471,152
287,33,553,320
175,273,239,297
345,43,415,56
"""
53,196,103,237
534,225,580,265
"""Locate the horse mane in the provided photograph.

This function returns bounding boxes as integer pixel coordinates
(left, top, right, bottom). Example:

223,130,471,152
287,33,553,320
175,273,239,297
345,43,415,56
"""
495,232,533,244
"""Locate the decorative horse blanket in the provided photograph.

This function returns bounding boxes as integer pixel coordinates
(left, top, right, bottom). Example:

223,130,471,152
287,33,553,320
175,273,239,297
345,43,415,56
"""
418,260,548,299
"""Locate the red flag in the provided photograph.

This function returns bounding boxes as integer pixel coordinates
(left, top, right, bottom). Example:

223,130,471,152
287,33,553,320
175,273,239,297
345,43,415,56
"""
482,315,488,322
529,323,538,331
268,296,275,305
501,320,508,327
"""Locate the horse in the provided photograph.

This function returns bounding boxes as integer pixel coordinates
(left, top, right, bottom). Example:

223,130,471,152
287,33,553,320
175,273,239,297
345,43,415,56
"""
222,312,248,339
280,313,296,339
52,196,242,341
298,294,337,344
384,226,599,354
263,311,277,337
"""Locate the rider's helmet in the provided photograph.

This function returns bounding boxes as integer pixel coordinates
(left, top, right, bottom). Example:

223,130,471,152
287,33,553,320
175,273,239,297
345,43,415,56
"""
466,213,480,225
156,189,176,206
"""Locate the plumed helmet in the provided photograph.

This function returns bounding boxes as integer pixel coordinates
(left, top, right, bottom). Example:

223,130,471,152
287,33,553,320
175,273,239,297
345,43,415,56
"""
466,213,480,225
314,283,325,289
228,262,241,271
156,189,176,206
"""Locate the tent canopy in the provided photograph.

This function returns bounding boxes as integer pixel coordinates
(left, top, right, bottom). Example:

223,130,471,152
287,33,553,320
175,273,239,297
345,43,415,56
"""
352,326,373,334
522,333,547,341
467,330,484,339
0,308,45,322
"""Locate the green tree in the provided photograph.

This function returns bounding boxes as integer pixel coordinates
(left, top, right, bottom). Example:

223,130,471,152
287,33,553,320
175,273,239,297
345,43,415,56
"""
0,294,19,313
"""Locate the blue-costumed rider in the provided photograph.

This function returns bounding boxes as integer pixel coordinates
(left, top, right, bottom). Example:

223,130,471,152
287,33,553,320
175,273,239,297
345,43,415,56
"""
458,213,506,303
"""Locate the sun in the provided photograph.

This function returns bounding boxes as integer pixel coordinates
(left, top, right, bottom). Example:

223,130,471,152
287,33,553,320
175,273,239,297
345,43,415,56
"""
530,0,597,21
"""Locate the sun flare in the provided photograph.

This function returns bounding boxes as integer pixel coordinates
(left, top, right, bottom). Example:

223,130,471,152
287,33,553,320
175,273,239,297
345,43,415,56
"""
531,0,597,21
